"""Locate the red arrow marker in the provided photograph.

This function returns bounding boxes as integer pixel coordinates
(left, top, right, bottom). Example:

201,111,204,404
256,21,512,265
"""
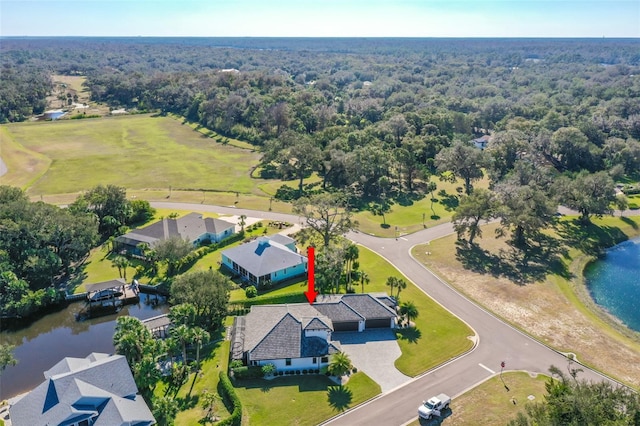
305,246,318,304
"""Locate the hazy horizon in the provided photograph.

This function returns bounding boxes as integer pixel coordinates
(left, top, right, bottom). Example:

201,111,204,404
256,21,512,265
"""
2,0,639,38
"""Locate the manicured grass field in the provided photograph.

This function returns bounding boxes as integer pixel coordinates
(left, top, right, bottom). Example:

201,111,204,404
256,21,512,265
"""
353,176,490,238
408,372,549,426
234,372,380,426
1,114,263,195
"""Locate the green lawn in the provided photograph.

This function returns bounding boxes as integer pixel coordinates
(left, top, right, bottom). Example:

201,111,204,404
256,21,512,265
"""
1,114,262,195
353,176,490,238
408,372,549,426
234,372,380,426
153,340,231,425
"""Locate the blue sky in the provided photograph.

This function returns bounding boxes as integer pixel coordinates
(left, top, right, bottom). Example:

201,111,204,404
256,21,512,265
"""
1,0,639,37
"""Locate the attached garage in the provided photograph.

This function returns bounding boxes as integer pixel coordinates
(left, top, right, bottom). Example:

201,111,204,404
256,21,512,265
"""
332,321,360,332
365,318,391,329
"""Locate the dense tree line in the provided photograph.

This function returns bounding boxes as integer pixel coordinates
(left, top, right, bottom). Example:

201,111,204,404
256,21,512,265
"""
2,38,639,260
0,186,99,318
0,185,155,319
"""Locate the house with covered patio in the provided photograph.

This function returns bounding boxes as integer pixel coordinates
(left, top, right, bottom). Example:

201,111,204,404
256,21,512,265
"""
220,236,307,287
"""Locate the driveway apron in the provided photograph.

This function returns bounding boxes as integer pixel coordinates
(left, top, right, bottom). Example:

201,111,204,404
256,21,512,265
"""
334,329,411,393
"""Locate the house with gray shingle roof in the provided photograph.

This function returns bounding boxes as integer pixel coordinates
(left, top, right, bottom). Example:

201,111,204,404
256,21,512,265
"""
9,353,155,426
115,212,235,255
221,236,307,287
230,294,397,372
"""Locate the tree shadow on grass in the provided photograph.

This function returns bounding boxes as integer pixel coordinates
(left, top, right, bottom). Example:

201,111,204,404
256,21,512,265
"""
555,219,629,256
396,327,422,344
620,216,638,231
455,236,571,285
236,375,331,392
327,385,353,412
438,193,459,211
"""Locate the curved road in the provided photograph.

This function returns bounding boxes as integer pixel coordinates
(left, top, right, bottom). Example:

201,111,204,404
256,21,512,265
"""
152,201,621,425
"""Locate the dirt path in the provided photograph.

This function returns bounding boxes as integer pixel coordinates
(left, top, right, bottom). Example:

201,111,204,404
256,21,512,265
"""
0,157,7,177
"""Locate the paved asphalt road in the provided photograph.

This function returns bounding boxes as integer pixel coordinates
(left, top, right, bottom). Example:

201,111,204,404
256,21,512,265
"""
152,201,623,425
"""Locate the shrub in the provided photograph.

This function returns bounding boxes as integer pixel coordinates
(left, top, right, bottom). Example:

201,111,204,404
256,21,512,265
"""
217,372,242,426
232,366,263,379
229,360,243,369
245,285,257,298
261,363,276,376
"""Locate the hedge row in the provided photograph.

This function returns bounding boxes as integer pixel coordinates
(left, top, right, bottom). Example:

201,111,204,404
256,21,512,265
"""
231,365,263,379
217,371,242,426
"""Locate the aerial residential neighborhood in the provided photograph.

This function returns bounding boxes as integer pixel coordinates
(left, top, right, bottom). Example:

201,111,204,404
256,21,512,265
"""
1,4,640,425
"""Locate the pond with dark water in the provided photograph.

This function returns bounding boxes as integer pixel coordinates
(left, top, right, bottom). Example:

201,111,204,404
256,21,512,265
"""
0,293,168,400
584,237,640,333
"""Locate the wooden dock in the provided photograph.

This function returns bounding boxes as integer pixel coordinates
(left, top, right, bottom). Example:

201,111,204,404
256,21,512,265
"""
76,279,140,320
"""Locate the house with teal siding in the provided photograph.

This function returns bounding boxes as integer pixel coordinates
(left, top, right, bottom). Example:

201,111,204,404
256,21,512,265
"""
221,236,307,287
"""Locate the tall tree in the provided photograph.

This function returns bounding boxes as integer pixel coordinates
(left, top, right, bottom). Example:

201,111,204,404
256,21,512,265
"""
494,181,557,252
294,193,357,248
436,142,488,194
154,236,192,276
452,188,497,245
170,269,231,331
557,171,615,225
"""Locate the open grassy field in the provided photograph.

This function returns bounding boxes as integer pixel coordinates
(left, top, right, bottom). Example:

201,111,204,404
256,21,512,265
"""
1,114,264,195
412,216,640,389
409,372,549,426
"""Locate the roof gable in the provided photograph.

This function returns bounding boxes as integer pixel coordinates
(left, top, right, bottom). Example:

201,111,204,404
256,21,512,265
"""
250,313,302,360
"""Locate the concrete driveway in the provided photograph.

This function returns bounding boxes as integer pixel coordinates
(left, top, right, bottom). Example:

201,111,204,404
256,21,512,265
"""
334,329,411,393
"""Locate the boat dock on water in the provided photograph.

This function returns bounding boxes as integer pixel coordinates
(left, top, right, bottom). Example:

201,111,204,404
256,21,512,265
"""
76,278,140,320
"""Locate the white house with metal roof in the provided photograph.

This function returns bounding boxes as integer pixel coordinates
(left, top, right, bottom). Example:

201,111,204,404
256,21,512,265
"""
9,352,155,426
221,236,307,287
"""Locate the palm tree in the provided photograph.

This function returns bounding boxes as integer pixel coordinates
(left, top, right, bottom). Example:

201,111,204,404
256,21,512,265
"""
399,301,419,327
359,271,370,294
201,390,223,422
386,276,399,298
192,327,210,372
395,278,407,300
111,255,129,281
328,352,353,380
172,324,194,365
344,244,359,291
239,214,247,233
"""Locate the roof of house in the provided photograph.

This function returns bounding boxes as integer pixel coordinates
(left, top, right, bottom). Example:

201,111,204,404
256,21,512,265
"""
240,294,397,361
268,233,296,246
141,314,171,331
10,353,155,426
116,212,235,247
313,301,364,322
222,237,307,278
316,294,397,320
243,304,334,361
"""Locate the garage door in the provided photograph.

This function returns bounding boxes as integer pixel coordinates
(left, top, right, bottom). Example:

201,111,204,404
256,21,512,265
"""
333,321,359,331
365,318,390,329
